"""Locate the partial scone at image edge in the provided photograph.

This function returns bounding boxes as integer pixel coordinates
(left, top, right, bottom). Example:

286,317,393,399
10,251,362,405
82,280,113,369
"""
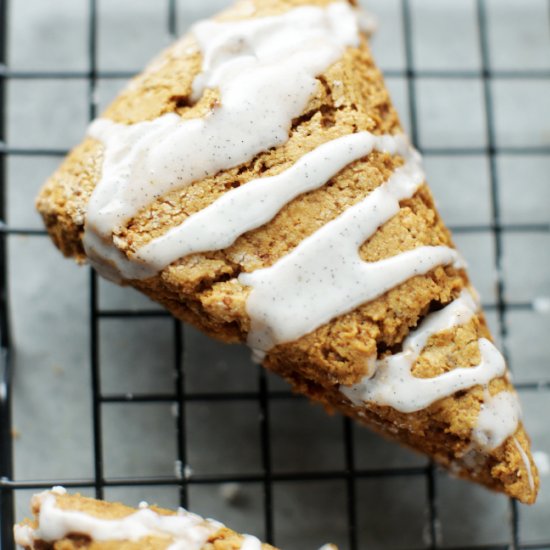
14,488,278,550
35,0,539,504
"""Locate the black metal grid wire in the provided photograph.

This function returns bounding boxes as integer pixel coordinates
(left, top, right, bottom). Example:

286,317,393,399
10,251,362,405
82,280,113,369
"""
1,0,550,549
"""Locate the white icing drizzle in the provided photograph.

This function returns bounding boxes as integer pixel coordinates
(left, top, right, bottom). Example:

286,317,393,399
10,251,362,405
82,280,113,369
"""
78,1,523,461
191,3,359,101
355,8,378,36
84,2,360,280
340,291,506,413
240,145,462,352
82,2,464,361
471,390,521,451
340,289,532,487
240,534,263,550
14,490,222,550
134,132,411,273
13,524,33,548
513,437,535,492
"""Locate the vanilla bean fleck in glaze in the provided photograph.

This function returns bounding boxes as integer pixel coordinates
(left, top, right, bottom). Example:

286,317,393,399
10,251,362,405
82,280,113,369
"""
83,3,463,358
84,3,361,280
134,132,411,272
81,3,522,458
341,290,523,458
240,148,462,351
472,390,521,451
340,291,506,413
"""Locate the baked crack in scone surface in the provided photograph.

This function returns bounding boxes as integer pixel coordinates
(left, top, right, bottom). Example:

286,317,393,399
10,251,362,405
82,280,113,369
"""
36,0,539,503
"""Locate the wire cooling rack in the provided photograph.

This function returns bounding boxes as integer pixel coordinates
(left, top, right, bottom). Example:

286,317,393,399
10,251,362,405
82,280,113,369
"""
1,0,550,548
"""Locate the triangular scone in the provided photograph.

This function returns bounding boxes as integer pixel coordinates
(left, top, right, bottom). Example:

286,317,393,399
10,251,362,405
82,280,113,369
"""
14,488,278,550
36,0,538,503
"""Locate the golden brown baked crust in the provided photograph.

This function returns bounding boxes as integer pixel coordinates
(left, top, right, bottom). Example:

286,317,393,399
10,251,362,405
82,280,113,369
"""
35,0,538,503
16,492,276,550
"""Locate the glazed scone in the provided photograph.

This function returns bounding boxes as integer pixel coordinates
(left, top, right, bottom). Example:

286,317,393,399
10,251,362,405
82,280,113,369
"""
36,0,538,503
14,488,277,550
